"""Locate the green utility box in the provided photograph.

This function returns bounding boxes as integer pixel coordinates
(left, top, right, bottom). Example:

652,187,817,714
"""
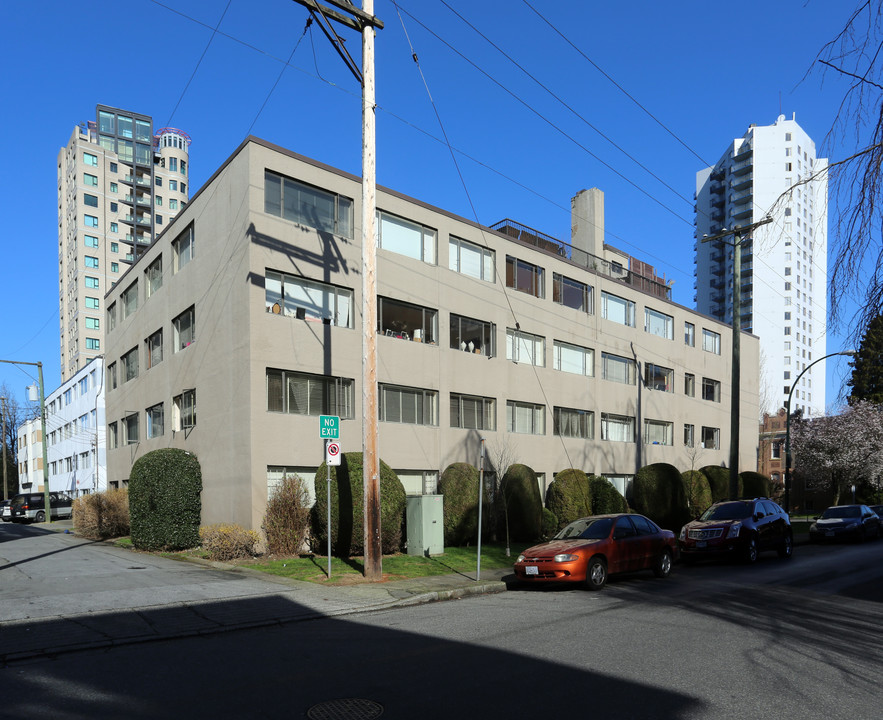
406,494,444,556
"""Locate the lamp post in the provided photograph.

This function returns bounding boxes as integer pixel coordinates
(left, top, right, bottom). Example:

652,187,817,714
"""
784,350,856,513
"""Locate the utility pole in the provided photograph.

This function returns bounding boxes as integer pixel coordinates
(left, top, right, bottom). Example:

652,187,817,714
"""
290,0,384,579
702,218,771,500
1,395,8,501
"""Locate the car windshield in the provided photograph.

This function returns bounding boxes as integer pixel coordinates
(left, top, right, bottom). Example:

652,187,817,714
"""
699,502,752,521
821,506,861,519
554,517,614,540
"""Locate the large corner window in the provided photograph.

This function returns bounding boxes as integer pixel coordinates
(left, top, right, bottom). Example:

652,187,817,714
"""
265,170,353,239
644,363,673,392
449,236,494,282
601,413,635,442
450,393,496,430
645,308,674,339
506,328,545,367
601,291,636,327
172,224,194,273
266,270,353,328
553,273,592,313
173,306,195,351
554,407,593,439
505,256,544,298
379,384,438,426
267,369,354,418
379,297,437,344
601,352,636,385
173,390,196,430
377,210,436,264
450,314,494,357
644,419,673,446
553,341,594,376
506,400,545,435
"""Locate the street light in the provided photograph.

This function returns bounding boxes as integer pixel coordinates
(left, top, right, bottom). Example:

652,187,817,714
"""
784,350,856,513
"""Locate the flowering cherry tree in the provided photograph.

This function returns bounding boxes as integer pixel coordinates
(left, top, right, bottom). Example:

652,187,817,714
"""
791,400,883,503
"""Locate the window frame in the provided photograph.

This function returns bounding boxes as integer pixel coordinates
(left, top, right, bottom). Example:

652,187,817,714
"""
173,306,195,351
505,256,545,298
266,369,354,419
266,270,354,328
506,328,546,367
644,307,674,339
506,400,545,435
601,413,635,442
601,291,636,327
450,313,495,357
379,384,438,426
553,340,594,376
264,170,354,239
644,419,674,446
552,272,592,313
376,210,436,264
601,352,636,385
553,406,594,439
378,296,438,344
449,236,495,282
450,393,496,431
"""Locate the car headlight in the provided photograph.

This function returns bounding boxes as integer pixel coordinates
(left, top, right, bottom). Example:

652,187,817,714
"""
679,527,686,540
553,553,579,562
516,554,526,563
727,522,742,539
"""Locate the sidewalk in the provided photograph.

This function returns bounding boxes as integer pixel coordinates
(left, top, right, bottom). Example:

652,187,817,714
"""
0,520,511,664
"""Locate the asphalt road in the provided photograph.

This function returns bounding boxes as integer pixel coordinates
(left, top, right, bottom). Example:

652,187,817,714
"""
1,529,880,720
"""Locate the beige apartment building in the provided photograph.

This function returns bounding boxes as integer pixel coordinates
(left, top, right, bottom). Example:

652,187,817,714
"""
104,137,759,531
57,105,191,381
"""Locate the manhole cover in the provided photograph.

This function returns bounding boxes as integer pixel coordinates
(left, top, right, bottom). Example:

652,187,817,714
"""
307,698,383,720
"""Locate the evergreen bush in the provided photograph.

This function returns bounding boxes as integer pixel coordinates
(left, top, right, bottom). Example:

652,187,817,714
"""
500,464,543,542
437,463,486,546
545,469,591,531
681,470,712,517
701,465,742,502
632,463,691,532
264,474,312,556
541,508,558,539
588,475,629,514
740,471,770,499
72,489,130,539
129,449,202,551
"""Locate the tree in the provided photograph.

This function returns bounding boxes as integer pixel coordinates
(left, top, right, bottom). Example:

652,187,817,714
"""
0,383,31,498
847,313,883,404
791,400,883,503
486,438,518,555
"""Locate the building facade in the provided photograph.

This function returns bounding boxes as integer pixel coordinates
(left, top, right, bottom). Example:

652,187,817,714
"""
57,105,191,382
16,418,44,492
694,114,828,418
104,138,759,531
758,407,786,490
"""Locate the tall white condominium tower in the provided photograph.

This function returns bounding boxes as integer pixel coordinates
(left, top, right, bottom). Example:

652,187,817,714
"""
58,105,191,381
694,114,828,418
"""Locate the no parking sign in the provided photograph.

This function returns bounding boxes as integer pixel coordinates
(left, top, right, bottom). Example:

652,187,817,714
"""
326,440,341,466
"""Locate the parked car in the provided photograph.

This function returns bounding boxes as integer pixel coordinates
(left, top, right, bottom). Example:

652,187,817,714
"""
1,499,11,522
809,504,881,543
513,513,678,591
679,498,793,563
9,492,74,523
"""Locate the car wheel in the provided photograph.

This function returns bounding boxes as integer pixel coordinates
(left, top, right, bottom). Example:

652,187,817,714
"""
653,549,673,578
585,557,607,591
35,511,45,523
777,534,793,559
744,536,758,564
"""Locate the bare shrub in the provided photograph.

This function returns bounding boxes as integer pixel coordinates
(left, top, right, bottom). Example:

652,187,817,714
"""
72,489,130,539
199,524,260,561
264,474,311,556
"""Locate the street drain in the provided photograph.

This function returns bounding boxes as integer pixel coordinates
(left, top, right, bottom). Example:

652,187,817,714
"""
127,566,147,570
307,698,383,720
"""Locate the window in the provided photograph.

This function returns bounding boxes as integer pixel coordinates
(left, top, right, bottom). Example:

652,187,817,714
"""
85,338,100,350
771,441,782,460
84,193,98,207
85,317,99,330
380,385,438,426
111,242,119,253
702,329,721,354
684,424,694,448
644,308,673,339
376,211,436,264
266,270,353,328
107,422,118,449
156,215,163,225
84,173,98,186
145,257,163,297
553,341,594,376
449,236,494,282
601,352,636,384
85,297,100,309
155,195,163,207
180,160,187,176
265,170,354,238
450,393,496,430
701,426,720,449
84,152,98,166
85,276,99,289
702,378,721,402
110,182,118,193
121,281,138,318
601,291,636,327
107,302,116,331
506,328,545,366
146,330,163,369
110,222,118,233
85,256,99,269
107,362,117,390
123,413,139,445
378,296,437,343
685,322,695,346
506,401,545,435
169,199,178,210
173,390,196,430
553,273,592,313
155,176,162,187
644,419,673,446
644,363,673,392
111,262,119,273
146,404,164,439
173,306,195,351
505,256,544,298
267,369,354,418
172,224,194,272
601,413,635,442
554,407,593,439
169,158,178,172
685,373,695,397
110,162,118,173
84,215,98,227
181,183,186,194
450,314,495,357
84,235,99,248
122,347,139,382
169,179,177,191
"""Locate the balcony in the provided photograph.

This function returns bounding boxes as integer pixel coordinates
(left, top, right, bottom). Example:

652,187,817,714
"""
710,182,725,196
122,174,151,188
731,174,752,191
732,159,753,176
732,206,753,220
733,144,752,162
710,168,725,182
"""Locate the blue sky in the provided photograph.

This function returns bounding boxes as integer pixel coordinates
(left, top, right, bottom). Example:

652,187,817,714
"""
0,0,864,410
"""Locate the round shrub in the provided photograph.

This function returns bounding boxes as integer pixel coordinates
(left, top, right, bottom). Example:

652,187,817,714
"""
701,465,742,502
632,463,691,533
682,470,712,517
541,508,558,539
438,463,487,546
199,523,260,561
545,469,592,531
500,464,543,542
129,449,202,551
72,488,130,539
264,474,312,556
740,471,770,499
588,475,628,514
310,452,406,556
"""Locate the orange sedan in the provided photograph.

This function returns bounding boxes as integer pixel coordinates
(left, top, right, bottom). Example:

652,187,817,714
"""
514,514,678,590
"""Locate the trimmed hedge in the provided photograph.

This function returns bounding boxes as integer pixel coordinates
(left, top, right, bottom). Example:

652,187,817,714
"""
701,465,742,502
310,452,406,556
544,469,592,531
438,463,487,546
588,475,628,514
129,449,202,551
740,471,770,499
500,464,543,542
72,488,130,539
541,508,558,539
631,463,691,533
682,470,712,517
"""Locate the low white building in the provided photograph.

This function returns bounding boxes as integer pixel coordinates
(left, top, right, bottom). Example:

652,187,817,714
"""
16,417,44,492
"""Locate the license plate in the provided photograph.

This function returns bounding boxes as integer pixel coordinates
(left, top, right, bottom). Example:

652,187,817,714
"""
825,531,834,537
525,565,538,576
696,540,707,548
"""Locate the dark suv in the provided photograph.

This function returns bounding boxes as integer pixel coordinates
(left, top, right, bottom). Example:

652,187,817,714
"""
9,492,73,523
679,498,793,563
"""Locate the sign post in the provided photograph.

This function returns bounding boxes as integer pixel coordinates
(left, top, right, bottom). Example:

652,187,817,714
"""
320,417,341,579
